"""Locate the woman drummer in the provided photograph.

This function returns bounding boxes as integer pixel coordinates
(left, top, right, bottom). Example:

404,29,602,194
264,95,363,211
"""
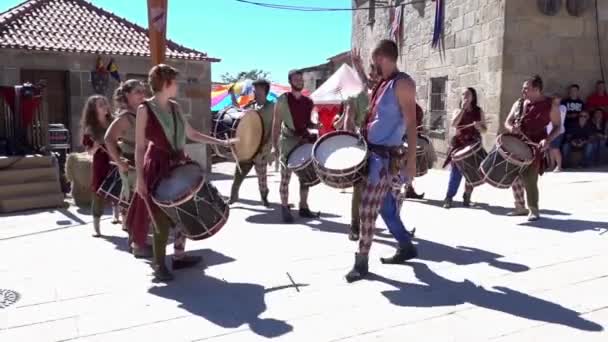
443,87,487,208
80,95,113,237
127,64,234,281
104,79,152,258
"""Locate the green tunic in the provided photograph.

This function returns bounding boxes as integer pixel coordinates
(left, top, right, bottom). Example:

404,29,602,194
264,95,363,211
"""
275,93,300,163
146,98,186,152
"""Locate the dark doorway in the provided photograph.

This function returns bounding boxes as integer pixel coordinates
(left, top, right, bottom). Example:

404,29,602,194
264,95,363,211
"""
21,69,69,129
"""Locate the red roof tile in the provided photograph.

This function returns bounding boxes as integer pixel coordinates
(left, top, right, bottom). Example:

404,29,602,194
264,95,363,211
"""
0,0,219,61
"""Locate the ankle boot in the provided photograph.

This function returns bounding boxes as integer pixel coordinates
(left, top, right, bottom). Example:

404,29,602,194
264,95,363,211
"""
348,222,360,241
405,186,425,199
281,206,294,223
92,217,101,237
261,190,270,207
345,253,369,283
380,241,418,264
463,193,471,207
153,263,174,282
443,197,453,209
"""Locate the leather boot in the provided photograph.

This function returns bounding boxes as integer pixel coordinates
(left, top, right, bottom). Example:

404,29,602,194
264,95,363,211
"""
443,197,453,209
463,193,472,207
260,189,270,208
153,263,174,282
345,253,369,283
349,221,360,241
405,186,425,199
92,217,101,237
281,206,294,223
380,241,418,264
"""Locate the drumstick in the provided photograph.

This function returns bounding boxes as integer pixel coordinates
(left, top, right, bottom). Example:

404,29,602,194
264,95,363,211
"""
455,118,492,130
225,133,242,174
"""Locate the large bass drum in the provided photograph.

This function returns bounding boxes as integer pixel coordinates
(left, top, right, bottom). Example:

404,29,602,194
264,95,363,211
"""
312,130,368,189
212,108,263,161
151,162,229,240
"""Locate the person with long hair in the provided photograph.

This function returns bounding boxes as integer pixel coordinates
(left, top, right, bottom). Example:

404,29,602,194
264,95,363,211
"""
104,79,151,258
442,87,487,208
80,95,113,237
127,64,234,281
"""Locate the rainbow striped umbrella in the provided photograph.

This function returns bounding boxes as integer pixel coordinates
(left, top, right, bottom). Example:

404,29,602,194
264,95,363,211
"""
211,80,309,111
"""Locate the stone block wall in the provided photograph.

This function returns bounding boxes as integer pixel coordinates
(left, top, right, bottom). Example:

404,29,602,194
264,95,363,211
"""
501,0,608,122
352,0,506,157
0,49,213,170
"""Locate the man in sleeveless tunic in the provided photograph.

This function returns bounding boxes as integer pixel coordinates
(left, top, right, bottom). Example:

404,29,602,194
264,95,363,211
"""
346,40,419,283
272,70,319,223
504,75,562,221
228,79,275,207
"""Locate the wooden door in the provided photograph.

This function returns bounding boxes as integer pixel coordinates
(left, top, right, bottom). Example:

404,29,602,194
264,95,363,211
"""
21,70,69,129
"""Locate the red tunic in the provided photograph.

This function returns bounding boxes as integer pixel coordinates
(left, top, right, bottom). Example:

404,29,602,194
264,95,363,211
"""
82,134,111,192
286,93,314,136
516,97,552,174
443,107,482,168
126,109,187,244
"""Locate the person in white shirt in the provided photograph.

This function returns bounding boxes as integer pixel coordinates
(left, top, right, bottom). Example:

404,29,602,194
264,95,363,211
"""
547,96,567,172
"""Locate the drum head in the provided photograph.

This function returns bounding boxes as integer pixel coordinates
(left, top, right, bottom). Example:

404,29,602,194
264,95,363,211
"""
287,143,313,169
314,133,366,170
234,110,263,161
500,135,533,161
453,142,479,158
152,162,205,206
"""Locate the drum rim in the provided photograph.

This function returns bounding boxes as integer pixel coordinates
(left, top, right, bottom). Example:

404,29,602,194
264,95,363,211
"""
312,130,368,174
180,201,230,240
497,133,534,167
151,162,206,207
451,140,483,162
286,143,315,171
235,110,264,162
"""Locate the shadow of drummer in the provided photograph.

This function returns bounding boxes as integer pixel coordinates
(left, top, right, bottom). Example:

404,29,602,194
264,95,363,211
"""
148,260,303,338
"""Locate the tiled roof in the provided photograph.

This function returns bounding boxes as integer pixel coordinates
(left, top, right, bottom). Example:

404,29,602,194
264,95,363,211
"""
0,0,219,61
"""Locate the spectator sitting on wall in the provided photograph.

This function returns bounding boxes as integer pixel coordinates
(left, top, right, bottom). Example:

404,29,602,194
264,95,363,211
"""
561,84,584,133
547,95,567,172
586,80,608,120
562,111,594,168
589,109,607,165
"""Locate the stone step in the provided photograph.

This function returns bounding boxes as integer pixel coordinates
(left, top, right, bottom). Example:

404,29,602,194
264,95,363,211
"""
0,166,58,185
0,155,54,169
0,192,65,213
0,181,61,200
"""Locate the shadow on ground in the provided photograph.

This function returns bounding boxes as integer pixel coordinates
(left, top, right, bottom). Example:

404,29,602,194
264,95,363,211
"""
372,262,603,332
148,250,305,338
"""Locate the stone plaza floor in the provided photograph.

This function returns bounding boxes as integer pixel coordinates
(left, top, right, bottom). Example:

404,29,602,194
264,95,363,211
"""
0,162,607,341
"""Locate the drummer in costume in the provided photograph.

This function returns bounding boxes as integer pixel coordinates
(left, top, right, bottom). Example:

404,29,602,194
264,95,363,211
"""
104,79,152,258
80,95,113,237
228,79,275,207
127,64,235,281
442,87,487,208
346,40,418,283
504,75,561,221
272,70,319,223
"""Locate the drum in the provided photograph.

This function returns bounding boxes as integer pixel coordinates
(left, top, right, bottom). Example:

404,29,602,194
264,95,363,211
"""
286,143,320,187
152,162,229,240
403,138,429,177
96,167,131,209
480,134,534,189
212,109,263,161
312,130,368,189
451,141,488,186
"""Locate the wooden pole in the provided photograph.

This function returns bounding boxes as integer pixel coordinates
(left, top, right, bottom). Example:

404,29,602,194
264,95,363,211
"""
147,0,168,66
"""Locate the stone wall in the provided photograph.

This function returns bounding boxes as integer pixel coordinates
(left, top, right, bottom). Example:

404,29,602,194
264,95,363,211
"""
0,49,213,170
302,67,329,92
501,0,608,123
352,0,506,158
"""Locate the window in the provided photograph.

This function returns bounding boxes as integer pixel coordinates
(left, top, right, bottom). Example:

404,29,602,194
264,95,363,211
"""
429,77,447,136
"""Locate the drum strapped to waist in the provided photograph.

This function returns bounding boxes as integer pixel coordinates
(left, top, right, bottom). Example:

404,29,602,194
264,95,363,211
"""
151,161,229,240
312,130,368,189
403,136,430,177
96,166,132,209
480,133,534,189
451,140,487,186
284,142,320,187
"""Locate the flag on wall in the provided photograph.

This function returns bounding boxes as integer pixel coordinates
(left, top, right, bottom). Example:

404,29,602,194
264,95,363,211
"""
432,0,444,48
106,59,121,82
389,4,404,43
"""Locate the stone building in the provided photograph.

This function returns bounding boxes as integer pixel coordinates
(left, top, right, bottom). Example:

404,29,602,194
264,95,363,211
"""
0,0,218,169
301,51,352,92
352,0,608,160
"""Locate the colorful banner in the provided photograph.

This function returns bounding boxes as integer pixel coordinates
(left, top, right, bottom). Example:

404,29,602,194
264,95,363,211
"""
211,80,309,111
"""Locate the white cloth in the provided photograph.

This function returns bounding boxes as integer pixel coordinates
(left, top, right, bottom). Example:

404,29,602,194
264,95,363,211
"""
310,64,364,105
546,104,567,135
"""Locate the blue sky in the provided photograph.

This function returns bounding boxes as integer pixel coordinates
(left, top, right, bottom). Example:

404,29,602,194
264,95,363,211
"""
1,0,352,84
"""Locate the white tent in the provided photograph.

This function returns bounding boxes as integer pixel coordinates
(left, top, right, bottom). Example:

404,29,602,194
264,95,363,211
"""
310,64,364,105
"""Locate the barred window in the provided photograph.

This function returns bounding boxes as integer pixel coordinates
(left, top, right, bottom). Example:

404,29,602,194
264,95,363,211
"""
429,77,447,136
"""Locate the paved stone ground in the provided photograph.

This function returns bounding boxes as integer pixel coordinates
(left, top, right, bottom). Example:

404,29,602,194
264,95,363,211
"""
1,162,607,342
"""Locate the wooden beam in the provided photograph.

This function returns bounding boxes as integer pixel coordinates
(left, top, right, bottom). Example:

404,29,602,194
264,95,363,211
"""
147,0,168,66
